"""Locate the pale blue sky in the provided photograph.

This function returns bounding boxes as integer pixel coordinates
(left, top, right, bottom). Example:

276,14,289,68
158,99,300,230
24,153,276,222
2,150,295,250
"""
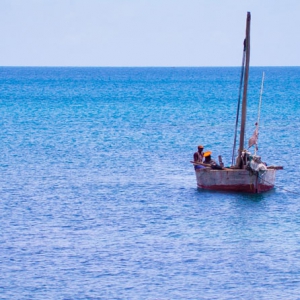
0,0,299,66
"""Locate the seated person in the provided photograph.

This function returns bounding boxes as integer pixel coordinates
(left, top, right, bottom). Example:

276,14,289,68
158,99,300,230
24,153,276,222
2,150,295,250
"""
203,151,223,170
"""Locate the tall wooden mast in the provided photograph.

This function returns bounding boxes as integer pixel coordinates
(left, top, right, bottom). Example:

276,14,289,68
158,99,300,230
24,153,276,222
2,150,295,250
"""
237,12,251,168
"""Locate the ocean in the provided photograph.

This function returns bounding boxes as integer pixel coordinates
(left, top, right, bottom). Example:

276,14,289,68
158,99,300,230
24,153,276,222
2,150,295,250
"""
1,67,300,299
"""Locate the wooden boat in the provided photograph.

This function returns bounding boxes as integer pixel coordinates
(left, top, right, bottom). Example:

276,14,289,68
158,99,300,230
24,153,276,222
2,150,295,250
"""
192,12,283,193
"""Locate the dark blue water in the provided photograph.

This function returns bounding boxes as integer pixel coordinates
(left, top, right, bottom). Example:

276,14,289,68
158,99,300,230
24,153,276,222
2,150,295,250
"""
1,67,300,299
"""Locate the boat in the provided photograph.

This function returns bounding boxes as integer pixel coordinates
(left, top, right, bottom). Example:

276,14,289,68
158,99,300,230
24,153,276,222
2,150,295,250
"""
191,12,283,193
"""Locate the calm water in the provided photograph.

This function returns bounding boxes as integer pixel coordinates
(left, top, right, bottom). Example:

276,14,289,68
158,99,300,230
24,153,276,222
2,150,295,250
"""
1,67,300,299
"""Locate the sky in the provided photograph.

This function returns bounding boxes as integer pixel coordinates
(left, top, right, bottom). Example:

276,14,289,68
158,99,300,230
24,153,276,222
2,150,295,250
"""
0,0,299,67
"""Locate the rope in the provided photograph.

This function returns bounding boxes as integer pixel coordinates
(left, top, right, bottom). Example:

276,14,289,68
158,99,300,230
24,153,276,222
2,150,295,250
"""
246,165,299,195
258,174,300,195
231,39,247,166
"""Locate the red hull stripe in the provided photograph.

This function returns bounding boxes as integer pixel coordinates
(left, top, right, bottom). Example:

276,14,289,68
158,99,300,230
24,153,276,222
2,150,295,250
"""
197,184,274,193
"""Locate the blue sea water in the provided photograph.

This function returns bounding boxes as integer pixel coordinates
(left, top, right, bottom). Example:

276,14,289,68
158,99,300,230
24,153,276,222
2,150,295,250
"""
0,67,300,299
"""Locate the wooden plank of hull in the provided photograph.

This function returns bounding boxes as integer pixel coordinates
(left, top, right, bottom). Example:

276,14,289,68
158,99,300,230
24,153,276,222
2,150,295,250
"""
195,168,276,193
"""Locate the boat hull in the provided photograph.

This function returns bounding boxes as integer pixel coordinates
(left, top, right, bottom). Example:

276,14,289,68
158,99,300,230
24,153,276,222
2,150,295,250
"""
195,168,276,193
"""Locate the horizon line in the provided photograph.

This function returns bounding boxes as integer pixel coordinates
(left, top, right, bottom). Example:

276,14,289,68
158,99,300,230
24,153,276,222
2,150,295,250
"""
1,65,299,68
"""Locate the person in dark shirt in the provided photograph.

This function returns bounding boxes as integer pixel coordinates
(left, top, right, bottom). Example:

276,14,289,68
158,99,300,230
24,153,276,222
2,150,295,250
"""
203,151,223,170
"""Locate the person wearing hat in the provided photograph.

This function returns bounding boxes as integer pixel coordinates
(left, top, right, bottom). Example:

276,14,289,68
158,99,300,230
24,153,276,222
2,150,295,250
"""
203,151,223,170
194,145,204,163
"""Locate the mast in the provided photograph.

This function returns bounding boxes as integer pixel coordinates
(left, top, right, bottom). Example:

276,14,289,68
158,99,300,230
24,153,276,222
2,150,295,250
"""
236,12,251,168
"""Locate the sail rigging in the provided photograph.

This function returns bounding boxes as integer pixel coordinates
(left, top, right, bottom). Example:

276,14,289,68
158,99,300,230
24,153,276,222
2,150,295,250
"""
231,39,246,166
248,72,265,154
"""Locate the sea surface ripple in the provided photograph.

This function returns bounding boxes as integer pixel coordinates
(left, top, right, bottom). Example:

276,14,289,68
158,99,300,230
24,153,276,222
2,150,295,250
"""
1,67,300,299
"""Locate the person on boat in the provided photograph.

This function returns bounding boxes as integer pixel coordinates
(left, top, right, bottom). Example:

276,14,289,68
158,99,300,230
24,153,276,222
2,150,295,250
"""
203,151,223,170
193,145,204,163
